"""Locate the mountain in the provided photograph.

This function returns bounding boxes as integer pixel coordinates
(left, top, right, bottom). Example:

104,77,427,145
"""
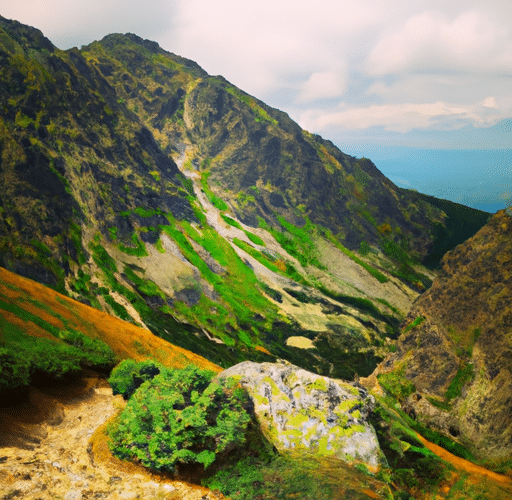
0,15,490,376
371,208,512,461
1,15,510,499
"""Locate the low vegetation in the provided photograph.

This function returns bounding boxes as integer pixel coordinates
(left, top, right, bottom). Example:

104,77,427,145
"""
107,362,252,473
0,323,116,398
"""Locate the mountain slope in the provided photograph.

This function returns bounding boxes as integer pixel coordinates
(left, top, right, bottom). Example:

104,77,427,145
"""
0,265,221,372
372,208,512,461
0,16,490,377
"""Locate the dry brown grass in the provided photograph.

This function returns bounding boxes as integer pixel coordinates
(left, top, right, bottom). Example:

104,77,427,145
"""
0,266,221,372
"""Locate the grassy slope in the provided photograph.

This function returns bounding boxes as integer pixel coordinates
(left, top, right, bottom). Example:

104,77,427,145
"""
0,265,221,373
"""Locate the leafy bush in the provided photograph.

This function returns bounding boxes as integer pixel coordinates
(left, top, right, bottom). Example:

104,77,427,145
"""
29,341,82,380
0,324,117,398
0,348,30,395
109,358,161,399
107,364,252,473
58,328,116,370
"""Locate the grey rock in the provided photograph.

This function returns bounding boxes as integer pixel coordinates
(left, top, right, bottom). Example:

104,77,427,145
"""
64,489,82,500
217,361,385,471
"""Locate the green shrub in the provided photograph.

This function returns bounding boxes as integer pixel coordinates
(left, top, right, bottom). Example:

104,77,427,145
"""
29,342,82,380
358,241,371,256
107,365,251,473
58,329,116,370
0,348,30,395
109,358,161,399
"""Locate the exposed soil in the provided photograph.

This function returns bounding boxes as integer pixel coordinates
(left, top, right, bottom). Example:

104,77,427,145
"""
0,372,223,500
416,433,512,488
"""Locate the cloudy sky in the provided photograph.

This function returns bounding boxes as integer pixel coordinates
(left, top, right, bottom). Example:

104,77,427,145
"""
2,0,511,211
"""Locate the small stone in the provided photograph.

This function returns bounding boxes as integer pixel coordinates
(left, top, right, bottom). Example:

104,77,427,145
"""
118,491,138,499
64,489,82,500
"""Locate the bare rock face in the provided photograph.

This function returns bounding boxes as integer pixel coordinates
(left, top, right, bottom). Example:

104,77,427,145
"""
217,361,384,472
375,209,512,460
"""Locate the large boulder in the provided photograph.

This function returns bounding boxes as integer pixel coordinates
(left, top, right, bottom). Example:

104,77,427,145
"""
217,361,384,472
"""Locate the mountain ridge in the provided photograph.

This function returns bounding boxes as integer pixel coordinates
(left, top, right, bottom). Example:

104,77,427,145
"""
0,14,490,376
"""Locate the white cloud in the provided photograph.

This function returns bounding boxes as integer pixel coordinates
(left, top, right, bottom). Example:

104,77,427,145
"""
297,70,348,102
366,9,512,76
299,100,505,133
482,96,497,108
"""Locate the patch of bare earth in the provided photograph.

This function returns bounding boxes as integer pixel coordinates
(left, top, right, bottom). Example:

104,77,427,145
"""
0,373,223,500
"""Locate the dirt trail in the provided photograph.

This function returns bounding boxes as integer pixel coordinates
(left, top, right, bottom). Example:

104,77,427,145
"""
0,374,223,500
416,433,512,488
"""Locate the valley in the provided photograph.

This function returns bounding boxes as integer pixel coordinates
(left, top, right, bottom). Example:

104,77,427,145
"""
0,14,510,499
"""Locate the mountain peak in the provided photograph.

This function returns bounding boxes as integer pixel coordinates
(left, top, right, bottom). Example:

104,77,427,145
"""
0,15,55,53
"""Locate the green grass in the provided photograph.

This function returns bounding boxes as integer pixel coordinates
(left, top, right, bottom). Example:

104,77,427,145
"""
123,265,165,299
160,218,278,347
445,363,474,401
204,453,380,500
0,317,116,396
258,216,325,269
221,214,242,229
69,222,87,265
201,172,228,210
403,316,425,334
426,396,452,412
377,365,416,402
232,238,283,275
315,285,398,327
103,295,131,321
132,206,162,218
0,297,61,337
244,230,265,246
118,233,148,257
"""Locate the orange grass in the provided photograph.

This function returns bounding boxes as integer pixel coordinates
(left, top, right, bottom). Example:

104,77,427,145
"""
0,308,57,340
255,345,271,355
0,266,221,373
416,433,512,488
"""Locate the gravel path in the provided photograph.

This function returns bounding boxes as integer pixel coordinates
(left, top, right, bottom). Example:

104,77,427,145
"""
0,375,223,500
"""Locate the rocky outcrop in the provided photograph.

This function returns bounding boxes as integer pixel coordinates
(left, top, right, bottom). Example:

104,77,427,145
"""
373,209,512,460
217,361,384,471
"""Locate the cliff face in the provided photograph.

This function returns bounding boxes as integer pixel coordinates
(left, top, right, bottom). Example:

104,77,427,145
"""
375,209,512,459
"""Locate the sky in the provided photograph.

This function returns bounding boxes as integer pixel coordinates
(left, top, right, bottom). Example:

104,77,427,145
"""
1,0,511,212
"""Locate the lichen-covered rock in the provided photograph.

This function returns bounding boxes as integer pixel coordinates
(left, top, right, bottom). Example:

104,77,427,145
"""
217,361,384,471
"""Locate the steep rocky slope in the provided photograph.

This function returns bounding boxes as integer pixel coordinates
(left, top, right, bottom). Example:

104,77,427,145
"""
0,15,489,377
372,209,512,460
